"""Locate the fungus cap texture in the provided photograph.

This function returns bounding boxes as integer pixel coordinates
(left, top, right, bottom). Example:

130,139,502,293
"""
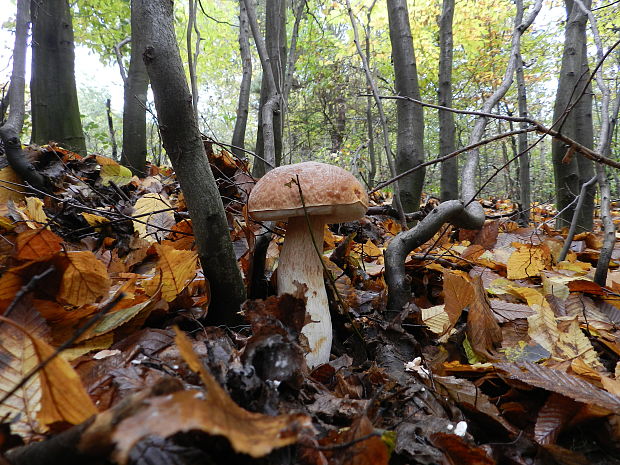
248,162,369,223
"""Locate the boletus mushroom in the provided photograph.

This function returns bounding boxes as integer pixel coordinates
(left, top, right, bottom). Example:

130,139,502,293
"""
248,162,368,368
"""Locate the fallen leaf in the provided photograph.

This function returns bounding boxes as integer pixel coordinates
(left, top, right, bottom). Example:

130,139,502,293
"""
507,243,551,279
58,251,111,306
466,276,502,360
15,228,63,262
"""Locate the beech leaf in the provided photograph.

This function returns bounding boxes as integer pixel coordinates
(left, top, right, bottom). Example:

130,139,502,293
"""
58,251,111,306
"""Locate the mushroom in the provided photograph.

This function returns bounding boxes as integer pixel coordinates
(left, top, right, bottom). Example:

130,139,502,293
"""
248,161,369,368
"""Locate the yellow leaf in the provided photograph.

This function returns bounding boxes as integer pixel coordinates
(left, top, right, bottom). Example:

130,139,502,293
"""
507,243,551,279
527,304,559,355
132,194,175,242
82,212,111,227
58,251,111,306
557,319,601,368
508,285,547,308
25,197,48,228
421,304,450,335
148,244,197,302
100,164,133,187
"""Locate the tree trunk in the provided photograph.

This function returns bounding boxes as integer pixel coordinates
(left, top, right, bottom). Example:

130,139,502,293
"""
438,0,457,201
552,0,594,230
30,0,86,155
135,0,246,325
120,0,149,176
251,0,285,177
105,98,118,160
515,47,531,224
0,0,46,193
231,0,252,160
387,0,426,214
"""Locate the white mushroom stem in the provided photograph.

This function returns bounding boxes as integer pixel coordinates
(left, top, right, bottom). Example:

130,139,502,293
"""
278,215,331,368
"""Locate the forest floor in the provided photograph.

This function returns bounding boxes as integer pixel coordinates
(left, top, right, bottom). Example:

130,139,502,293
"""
1,144,620,465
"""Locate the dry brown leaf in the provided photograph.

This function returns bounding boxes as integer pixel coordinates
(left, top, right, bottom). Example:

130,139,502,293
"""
507,243,552,280
434,375,516,434
109,328,314,464
443,270,473,329
430,432,495,464
320,415,389,465
15,228,63,262
148,244,197,302
495,362,620,414
58,251,111,306
466,276,502,360
534,393,581,445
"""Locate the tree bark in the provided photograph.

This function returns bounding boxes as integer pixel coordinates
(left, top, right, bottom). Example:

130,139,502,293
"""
384,0,542,312
231,0,252,160
30,0,86,155
0,0,47,193
135,0,246,325
387,0,426,214
120,1,149,176
515,47,531,224
105,98,118,160
438,0,457,201
250,0,285,177
552,0,594,230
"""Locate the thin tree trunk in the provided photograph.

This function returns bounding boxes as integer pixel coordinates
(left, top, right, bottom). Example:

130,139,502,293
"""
387,0,425,214
187,0,200,120
120,1,149,176
552,0,594,230
135,0,246,325
30,0,86,155
249,0,284,177
0,0,46,192
105,98,118,160
231,0,252,160
346,0,406,224
384,0,542,312
573,0,616,285
438,0,457,201
364,1,377,188
515,46,530,224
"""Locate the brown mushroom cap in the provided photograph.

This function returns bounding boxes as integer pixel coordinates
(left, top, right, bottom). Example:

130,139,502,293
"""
248,162,369,223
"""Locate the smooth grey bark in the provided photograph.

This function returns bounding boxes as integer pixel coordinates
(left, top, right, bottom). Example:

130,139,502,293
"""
387,0,425,213
135,0,246,325
552,0,594,230
30,0,86,155
120,1,149,176
515,48,531,224
0,0,46,192
250,0,285,177
438,0,457,201
231,0,252,160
